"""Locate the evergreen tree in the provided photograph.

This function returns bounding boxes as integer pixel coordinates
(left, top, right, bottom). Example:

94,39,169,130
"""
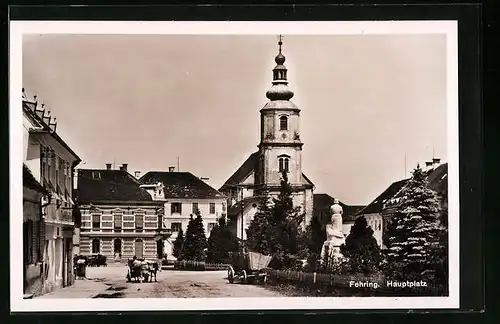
340,216,382,274
246,187,276,255
384,164,447,282
207,217,239,264
172,227,184,260
302,213,326,271
182,211,208,261
246,172,307,269
271,171,306,257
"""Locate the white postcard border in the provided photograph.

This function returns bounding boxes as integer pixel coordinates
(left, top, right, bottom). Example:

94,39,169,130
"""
10,20,459,312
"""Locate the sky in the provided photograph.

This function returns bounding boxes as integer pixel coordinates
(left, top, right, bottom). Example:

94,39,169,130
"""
22,34,448,205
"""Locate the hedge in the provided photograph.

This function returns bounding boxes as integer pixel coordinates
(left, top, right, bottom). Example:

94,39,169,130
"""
264,269,448,296
174,260,230,271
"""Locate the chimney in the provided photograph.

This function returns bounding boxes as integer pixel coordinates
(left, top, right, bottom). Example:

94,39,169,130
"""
169,166,175,172
106,163,112,170
425,161,433,171
134,171,141,179
432,158,441,167
122,163,128,172
119,166,124,171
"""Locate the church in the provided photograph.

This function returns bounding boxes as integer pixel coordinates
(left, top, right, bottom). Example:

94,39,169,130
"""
220,37,315,240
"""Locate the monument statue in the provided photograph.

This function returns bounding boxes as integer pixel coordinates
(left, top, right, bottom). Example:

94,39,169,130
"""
320,199,346,261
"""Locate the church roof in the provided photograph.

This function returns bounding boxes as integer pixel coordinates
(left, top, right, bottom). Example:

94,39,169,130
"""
219,151,315,191
219,152,260,192
140,171,225,200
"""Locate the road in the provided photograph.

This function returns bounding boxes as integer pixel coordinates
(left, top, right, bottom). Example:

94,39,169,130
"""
83,264,284,298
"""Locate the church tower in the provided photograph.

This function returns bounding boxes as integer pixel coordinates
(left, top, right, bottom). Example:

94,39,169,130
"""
257,36,304,191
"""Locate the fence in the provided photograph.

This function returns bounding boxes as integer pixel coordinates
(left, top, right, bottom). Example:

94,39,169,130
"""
174,260,230,271
264,269,385,287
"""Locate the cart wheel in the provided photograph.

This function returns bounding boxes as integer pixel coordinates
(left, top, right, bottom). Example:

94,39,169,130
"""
242,270,247,284
228,266,235,284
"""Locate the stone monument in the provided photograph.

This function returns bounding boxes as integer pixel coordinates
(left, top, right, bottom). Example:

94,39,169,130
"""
320,199,346,260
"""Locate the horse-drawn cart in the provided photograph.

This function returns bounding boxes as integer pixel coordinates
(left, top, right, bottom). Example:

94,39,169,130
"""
227,251,272,284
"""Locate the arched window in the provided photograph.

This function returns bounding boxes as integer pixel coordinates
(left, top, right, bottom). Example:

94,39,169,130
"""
279,116,288,131
92,239,100,254
278,156,290,173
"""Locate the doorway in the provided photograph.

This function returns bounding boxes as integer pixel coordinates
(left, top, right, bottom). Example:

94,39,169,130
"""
134,239,143,259
113,239,122,261
156,239,164,259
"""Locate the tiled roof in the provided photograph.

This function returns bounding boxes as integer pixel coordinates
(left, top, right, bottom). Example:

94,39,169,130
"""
23,163,47,193
219,152,260,192
140,172,225,199
357,163,448,216
77,169,152,203
313,193,366,222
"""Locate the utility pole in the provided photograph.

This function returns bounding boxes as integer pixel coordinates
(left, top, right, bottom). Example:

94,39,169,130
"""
240,186,244,241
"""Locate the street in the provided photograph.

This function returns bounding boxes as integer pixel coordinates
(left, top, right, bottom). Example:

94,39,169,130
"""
38,264,284,298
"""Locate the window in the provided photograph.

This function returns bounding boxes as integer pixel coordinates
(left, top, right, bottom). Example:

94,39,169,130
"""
279,157,290,173
171,222,182,232
135,214,144,230
192,202,199,214
209,203,215,214
279,116,288,131
171,203,182,214
114,214,122,230
92,215,100,229
92,239,100,254
23,220,34,265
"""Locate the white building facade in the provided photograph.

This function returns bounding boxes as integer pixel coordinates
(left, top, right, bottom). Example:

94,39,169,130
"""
22,91,81,295
139,171,227,257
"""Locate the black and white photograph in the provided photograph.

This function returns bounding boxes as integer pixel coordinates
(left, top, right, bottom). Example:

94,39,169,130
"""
10,21,459,311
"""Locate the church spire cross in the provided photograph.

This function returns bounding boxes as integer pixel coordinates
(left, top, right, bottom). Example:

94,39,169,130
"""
278,35,283,52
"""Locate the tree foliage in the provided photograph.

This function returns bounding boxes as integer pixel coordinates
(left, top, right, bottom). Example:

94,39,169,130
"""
246,171,306,270
340,216,382,274
207,217,239,264
172,227,184,260
302,213,326,271
182,211,207,261
383,164,447,283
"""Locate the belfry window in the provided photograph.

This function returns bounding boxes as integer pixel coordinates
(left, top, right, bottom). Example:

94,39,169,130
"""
279,157,290,173
279,116,288,131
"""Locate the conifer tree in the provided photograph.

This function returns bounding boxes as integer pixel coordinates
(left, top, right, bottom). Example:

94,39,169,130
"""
384,164,446,282
182,211,208,261
246,187,275,255
207,217,239,264
172,227,184,260
302,213,326,271
340,216,382,274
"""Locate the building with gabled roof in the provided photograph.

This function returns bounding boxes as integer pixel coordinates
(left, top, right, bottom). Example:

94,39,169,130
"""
139,168,227,257
356,161,448,248
75,165,166,262
219,37,315,240
22,89,81,296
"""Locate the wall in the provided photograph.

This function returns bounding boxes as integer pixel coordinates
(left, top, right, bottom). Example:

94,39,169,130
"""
263,147,302,186
360,213,383,247
80,236,158,261
163,199,225,234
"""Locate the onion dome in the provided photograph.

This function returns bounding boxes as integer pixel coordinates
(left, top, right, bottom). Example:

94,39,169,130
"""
265,36,294,101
